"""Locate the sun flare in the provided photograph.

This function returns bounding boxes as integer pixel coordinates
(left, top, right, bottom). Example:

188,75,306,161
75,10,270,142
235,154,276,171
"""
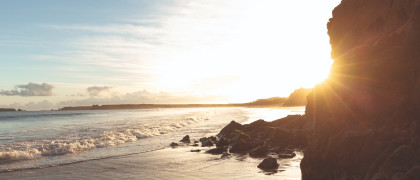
155,0,335,102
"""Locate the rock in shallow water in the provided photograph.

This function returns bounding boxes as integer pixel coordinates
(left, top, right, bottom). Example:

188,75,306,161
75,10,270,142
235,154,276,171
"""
180,135,191,143
200,138,214,147
249,145,269,158
229,139,254,153
206,147,227,155
215,137,229,148
278,152,296,159
257,157,279,170
221,152,231,159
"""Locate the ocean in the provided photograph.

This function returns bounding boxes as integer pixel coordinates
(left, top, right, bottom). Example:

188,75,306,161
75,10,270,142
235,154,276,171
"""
0,107,305,179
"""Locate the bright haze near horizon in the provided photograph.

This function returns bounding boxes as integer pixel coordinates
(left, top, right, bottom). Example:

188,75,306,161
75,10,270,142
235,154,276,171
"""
0,0,341,111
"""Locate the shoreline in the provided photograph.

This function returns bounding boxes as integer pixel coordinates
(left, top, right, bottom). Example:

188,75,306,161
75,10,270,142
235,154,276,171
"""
0,146,302,180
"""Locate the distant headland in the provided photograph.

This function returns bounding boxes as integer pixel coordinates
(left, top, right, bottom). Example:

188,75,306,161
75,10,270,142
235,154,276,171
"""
0,108,17,112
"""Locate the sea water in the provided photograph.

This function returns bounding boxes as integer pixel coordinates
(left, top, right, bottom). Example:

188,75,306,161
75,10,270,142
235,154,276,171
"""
0,107,304,172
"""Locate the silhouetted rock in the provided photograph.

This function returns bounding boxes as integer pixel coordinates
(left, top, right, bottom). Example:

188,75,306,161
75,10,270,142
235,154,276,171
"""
229,139,254,153
200,138,214,147
206,147,228,155
278,153,296,159
221,152,231,159
257,157,279,170
406,166,420,180
209,136,217,142
170,142,179,147
249,145,269,158
215,137,229,148
212,115,309,158
190,149,201,152
300,0,420,179
217,121,244,140
180,135,191,143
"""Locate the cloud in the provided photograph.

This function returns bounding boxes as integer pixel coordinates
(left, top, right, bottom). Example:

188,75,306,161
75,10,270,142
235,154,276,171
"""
87,86,113,96
0,82,54,96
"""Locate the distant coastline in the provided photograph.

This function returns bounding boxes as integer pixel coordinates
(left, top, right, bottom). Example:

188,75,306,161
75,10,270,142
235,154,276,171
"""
59,88,312,111
0,108,16,112
1,88,312,111
58,103,288,111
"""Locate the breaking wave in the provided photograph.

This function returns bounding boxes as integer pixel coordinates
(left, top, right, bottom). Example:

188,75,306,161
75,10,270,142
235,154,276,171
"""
0,116,207,164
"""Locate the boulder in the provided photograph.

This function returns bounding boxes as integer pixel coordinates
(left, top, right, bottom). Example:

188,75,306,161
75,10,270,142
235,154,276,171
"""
229,139,253,153
209,136,217,142
201,138,214,147
249,145,269,158
215,137,229,148
217,121,243,139
278,153,296,159
180,135,191,143
170,142,179,147
257,157,279,170
206,147,228,155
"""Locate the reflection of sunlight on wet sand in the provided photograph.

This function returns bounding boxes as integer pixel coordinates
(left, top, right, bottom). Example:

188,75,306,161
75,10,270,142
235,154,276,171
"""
242,106,305,124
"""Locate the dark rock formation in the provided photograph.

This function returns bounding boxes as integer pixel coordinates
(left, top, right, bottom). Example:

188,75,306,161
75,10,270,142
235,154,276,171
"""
206,147,228,155
180,135,191,143
301,0,420,179
278,152,296,159
249,145,269,158
215,115,310,157
190,149,201,152
208,136,217,142
200,137,214,147
257,157,279,170
215,137,229,147
170,142,179,147
229,139,254,153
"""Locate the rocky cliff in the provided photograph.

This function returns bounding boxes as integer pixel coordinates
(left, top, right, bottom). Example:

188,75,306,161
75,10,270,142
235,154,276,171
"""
301,0,420,179
283,88,312,106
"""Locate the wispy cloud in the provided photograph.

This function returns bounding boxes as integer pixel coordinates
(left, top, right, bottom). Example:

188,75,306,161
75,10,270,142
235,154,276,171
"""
36,0,243,86
0,82,54,96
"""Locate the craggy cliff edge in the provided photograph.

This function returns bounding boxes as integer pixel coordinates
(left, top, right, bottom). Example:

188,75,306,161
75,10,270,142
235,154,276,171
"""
301,0,420,179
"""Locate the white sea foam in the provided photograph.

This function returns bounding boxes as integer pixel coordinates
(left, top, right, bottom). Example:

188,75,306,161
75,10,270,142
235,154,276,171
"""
0,149,40,164
0,114,209,163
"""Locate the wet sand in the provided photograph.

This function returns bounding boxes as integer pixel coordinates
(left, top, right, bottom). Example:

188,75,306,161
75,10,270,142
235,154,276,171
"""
1,146,302,180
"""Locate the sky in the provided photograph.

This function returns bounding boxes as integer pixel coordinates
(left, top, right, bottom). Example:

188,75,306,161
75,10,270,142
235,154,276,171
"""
0,0,341,110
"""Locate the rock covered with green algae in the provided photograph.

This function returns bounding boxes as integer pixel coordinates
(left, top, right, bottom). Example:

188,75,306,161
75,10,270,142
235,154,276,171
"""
301,0,420,179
